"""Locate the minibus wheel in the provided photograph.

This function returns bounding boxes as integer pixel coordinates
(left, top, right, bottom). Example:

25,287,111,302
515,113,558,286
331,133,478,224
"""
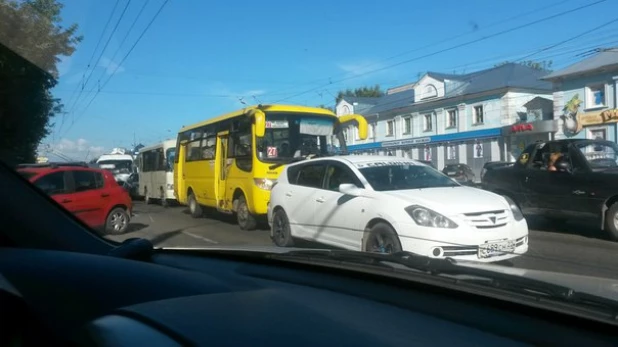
236,195,257,230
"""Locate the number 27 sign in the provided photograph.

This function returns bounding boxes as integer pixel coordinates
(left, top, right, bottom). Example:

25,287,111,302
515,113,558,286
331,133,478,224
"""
267,146,278,158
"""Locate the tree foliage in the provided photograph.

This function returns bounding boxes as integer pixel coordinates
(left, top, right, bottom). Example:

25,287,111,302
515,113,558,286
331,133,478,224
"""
336,84,384,103
494,60,553,71
0,0,82,166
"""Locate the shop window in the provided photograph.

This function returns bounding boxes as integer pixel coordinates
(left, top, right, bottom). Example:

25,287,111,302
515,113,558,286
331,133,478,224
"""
423,114,433,131
403,117,411,134
586,84,606,109
447,109,457,128
386,120,395,136
474,105,484,124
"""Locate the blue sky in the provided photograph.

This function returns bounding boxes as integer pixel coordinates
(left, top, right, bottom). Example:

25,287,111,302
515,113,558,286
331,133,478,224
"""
44,0,618,161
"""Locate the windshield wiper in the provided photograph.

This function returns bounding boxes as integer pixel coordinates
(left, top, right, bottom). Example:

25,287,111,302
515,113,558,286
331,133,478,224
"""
272,250,618,318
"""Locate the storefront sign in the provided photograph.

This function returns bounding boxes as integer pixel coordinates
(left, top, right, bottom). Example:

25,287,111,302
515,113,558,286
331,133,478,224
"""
511,123,533,132
501,120,558,136
577,109,618,127
381,137,430,148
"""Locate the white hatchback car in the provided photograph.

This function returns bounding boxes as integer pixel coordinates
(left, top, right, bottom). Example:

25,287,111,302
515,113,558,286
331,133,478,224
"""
267,156,529,262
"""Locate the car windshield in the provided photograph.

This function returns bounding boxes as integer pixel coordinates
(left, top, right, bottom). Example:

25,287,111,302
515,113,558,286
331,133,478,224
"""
575,141,618,169
3,0,618,317
97,160,133,174
359,164,459,191
256,113,335,162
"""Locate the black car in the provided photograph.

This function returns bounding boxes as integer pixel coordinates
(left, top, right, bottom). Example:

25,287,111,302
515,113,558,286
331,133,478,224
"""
442,163,475,184
482,139,618,240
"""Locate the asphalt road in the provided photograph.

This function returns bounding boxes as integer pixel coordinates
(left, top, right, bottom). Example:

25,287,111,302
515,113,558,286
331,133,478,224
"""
108,201,618,280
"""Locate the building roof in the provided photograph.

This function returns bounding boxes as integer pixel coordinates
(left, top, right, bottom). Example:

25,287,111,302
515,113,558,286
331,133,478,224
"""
542,48,618,80
358,63,551,116
341,96,381,105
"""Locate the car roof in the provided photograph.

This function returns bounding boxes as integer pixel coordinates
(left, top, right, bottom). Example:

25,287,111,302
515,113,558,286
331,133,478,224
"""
17,163,107,175
290,155,427,168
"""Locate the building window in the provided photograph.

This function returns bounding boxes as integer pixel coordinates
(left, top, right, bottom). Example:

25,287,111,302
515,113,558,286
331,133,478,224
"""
586,84,606,108
403,117,412,134
447,109,457,128
422,84,438,99
424,114,433,131
386,120,395,136
474,105,484,124
369,123,376,139
341,105,351,115
354,126,360,140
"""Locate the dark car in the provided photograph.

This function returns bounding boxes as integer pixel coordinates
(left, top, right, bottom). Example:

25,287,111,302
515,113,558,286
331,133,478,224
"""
480,161,514,183
482,139,618,240
442,163,475,184
17,162,132,235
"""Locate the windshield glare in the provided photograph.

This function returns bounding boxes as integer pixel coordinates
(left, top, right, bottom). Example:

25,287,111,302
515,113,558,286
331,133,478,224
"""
257,113,334,162
360,164,459,191
98,160,133,173
165,148,176,172
576,142,618,169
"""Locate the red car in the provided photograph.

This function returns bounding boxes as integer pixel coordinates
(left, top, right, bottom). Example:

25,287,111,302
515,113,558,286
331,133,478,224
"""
17,162,132,234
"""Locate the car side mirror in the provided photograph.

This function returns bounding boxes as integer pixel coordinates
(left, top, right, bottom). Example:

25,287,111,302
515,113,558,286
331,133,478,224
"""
339,183,362,196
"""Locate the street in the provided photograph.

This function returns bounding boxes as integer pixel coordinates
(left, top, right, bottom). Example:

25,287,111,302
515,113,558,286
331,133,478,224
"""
108,201,618,280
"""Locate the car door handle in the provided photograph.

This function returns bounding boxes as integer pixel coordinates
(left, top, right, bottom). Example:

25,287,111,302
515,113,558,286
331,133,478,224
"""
285,191,293,197
572,190,585,195
61,199,72,203
315,197,325,203
101,193,110,197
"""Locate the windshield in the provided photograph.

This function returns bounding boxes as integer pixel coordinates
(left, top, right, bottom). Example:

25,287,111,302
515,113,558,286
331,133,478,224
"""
575,141,618,169
256,113,335,162
97,160,133,174
4,0,618,316
360,164,459,191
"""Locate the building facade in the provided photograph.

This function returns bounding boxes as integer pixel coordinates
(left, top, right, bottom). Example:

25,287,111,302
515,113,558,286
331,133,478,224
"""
336,63,554,178
543,48,618,143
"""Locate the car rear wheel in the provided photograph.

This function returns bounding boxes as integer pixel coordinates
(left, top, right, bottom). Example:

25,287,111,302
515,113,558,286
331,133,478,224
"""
605,203,618,241
236,195,257,230
188,192,202,218
105,207,130,235
271,209,294,247
363,222,402,254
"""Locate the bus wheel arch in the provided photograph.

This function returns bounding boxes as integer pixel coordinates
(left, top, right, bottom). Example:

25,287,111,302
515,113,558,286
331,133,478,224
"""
232,189,257,231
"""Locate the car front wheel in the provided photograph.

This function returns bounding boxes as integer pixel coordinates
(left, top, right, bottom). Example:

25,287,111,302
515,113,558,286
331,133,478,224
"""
363,222,402,254
271,209,294,247
105,207,130,235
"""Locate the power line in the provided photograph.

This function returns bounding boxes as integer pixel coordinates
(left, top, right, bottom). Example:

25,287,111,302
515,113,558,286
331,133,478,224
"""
62,0,170,138
325,17,618,115
267,0,577,97
68,0,134,114
56,0,121,139
62,0,121,114
273,0,608,103
91,0,151,102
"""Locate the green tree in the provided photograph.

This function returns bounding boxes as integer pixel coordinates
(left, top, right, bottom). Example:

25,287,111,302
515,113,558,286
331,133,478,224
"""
316,104,335,112
336,84,384,104
0,0,82,166
494,60,553,71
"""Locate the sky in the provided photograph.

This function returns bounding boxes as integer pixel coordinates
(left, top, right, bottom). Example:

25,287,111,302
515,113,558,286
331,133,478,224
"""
43,0,618,161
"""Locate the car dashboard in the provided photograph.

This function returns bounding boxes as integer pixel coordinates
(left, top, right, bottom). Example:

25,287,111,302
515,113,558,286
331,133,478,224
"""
0,248,617,347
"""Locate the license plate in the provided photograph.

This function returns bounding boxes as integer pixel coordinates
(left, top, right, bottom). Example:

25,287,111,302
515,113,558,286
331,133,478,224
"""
478,240,516,258
447,171,457,176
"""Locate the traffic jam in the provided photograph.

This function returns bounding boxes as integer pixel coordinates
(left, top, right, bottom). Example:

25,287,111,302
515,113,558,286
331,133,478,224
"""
21,103,618,267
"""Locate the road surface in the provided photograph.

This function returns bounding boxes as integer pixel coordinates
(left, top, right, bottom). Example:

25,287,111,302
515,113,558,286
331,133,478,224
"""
107,201,618,280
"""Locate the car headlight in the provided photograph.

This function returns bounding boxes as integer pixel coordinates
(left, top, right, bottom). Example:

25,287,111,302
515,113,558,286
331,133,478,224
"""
404,205,458,228
503,196,524,221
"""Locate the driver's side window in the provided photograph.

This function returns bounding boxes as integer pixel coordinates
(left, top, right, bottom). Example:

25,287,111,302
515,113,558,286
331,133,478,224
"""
325,164,363,192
